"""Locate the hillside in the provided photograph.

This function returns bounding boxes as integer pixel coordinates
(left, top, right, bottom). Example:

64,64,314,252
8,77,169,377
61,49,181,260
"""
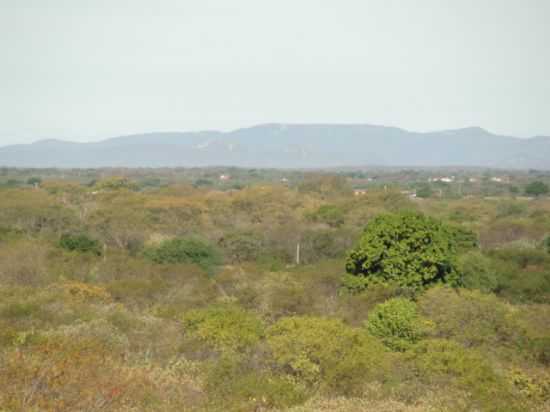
1,124,550,169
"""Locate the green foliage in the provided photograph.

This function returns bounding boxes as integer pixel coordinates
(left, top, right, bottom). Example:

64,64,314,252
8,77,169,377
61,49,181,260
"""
415,184,433,198
26,177,42,187
410,339,522,411
544,235,550,254
144,237,222,272
456,251,498,292
218,231,262,263
418,287,519,348
366,298,432,351
182,304,264,352
496,200,528,218
449,225,479,251
204,355,308,411
308,205,345,228
266,316,390,394
525,181,549,197
59,233,102,255
1,168,550,411
344,213,461,292
94,176,138,191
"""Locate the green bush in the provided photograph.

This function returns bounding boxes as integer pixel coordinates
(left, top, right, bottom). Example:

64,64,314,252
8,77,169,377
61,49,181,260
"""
543,235,550,254
182,304,264,353
266,316,390,394
308,205,345,228
418,287,519,348
344,213,461,292
59,233,102,255
204,355,308,411
411,339,524,411
144,238,222,272
456,251,498,292
366,298,432,351
415,184,433,199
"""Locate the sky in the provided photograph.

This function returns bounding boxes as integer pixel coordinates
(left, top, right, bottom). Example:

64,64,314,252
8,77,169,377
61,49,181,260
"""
1,0,549,145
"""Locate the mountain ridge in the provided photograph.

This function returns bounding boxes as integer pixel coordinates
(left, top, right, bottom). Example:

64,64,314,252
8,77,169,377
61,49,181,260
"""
1,124,549,169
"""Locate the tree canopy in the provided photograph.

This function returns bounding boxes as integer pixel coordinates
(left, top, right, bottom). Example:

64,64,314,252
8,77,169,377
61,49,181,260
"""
343,212,465,292
525,181,549,197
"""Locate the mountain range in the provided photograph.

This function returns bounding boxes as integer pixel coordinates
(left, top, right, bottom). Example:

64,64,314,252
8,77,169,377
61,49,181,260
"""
1,124,549,169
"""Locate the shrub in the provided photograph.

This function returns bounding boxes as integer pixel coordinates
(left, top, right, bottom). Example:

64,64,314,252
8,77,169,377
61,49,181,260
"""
411,339,526,411
59,233,102,255
144,237,222,273
204,355,308,411
456,251,498,292
308,205,345,228
218,231,262,263
543,235,550,254
266,316,390,394
344,213,461,292
366,298,432,351
415,184,433,199
418,287,519,348
57,281,112,302
449,225,479,252
182,304,264,353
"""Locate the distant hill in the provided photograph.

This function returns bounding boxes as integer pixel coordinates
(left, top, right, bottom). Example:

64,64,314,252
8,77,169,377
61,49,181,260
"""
1,124,549,169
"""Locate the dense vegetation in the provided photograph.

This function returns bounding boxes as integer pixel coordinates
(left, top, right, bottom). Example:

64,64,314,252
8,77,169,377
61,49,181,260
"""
0,168,549,411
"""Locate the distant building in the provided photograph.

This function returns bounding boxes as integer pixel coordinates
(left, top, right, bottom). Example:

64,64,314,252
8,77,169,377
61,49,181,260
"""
490,176,509,183
219,174,231,181
354,189,367,196
280,177,289,183
430,176,455,183
401,190,417,199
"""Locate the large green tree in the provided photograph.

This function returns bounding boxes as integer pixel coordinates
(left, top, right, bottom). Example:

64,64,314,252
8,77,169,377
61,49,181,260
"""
525,181,549,197
343,212,464,292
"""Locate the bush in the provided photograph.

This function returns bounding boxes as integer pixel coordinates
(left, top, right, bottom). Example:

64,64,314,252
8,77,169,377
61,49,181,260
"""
59,233,102,255
308,205,345,228
411,339,526,411
418,287,519,348
144,237,222,272
218,231,262,263
366,298,432,351
204,355,308,411
344,213,461,292
266,316,391,394
182,304,264,353
543,235,550,254
456,251,498,292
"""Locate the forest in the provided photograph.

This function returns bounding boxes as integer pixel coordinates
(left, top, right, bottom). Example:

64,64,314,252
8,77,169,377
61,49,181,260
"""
0,167,549,411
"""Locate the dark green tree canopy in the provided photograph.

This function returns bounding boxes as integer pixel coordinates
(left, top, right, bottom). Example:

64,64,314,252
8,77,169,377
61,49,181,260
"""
59,233,102,256
525,181,549,197
144,237,222,273
344,213,467,292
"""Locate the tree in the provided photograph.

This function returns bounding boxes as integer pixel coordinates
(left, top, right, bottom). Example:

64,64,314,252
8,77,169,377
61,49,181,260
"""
416,184,433,199
27,177,42,188
525,181,549,197
343,212,461,292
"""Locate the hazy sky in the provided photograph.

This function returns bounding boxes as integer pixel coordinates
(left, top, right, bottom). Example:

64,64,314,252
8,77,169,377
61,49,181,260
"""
1,0,549,145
